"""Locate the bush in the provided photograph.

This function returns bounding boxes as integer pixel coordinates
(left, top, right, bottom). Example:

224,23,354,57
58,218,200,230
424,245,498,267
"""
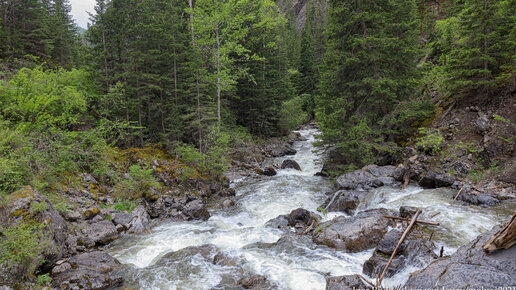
416,128,444,155
0,222,51,280
114,164,160,200
279,95,309,132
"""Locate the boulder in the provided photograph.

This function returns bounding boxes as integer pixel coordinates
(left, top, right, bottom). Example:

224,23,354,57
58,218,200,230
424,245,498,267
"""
325,274,370,290
261,167,277,176
281,159,301,171
457,192,500,207
335,165,398,191
112,212,133,229
213,252,238,267
51,251,124,290
79,220,118,247
182,199,210,221
83,207,100,220
127,205,151,234
313,209,392,252
7,186,68,270
264,214,290,232
271,145,297,157
286,208,320,233
404,225,516,289
238,275,272,290
222,198,236,208
418,171,455,188
363,229,436,278
319,190,367,215
399,206,420,218
155,244,217,266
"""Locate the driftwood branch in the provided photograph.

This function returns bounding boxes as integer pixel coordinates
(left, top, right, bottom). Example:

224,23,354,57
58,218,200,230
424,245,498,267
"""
450,185,465,206
383,215,439,226
482,213,516,254
378,209,422,287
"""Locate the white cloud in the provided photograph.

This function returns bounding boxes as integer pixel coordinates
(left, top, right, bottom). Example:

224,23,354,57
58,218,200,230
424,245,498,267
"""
70,0,96,28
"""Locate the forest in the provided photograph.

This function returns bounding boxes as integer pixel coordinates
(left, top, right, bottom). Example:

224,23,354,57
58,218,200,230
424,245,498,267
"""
0,0,515,288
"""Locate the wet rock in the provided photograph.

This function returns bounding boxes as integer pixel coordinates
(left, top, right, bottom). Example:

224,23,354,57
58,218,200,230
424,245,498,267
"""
418,171,455,188
51,251,124,290
79,220,118,247
271,145,297,157
319,190,367,215
399,206,419,218
7,186,68,271
264,215,289,232
223,198,236,208
325,274,370,290
281,159,301,171
313,209,392,252
112,212,133,229
155,244,217,266
457,192,500,207
83,206,100,220
213,252,238,267
261,166,277,176
335,165,398,191
183,199,210,221
127,205,151,234
287,208,320,229
363,165,396,179
363,229,436,278
404,225,516,289
238,275,272,290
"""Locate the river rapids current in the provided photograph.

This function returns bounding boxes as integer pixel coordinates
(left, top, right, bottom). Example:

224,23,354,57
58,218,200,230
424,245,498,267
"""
108,128,515,289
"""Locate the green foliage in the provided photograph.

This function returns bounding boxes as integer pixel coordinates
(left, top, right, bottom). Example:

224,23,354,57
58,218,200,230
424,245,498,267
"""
416,128,444,155
114,165,160,200
0,222,51,280
31,202,48,213
37,273,51,286
279,95,309,132
114,199,138,213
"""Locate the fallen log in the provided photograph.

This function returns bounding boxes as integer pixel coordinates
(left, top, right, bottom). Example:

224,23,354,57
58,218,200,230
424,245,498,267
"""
383,215,440,226
482,213,516,254
378,209,422,287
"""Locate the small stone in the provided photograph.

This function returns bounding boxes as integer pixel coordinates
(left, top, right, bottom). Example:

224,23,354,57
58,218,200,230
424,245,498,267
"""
222,199,235,208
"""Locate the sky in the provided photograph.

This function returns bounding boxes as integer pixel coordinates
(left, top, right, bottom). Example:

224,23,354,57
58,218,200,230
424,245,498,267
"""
70,0,96,28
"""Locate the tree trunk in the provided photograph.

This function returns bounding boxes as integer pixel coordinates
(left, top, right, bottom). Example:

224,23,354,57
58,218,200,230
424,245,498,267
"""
102,29,109,91
189,0,202,152
216,26,221,125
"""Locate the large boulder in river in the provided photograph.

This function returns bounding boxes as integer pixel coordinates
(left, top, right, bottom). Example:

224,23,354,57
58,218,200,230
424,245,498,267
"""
313,209,392,252
325,274,370,290
363,229,437,278
335,165,397,191
404,225,516,289
7,186,68,271
418,171,455,188
271,144,297,157
51,251,124,289
127,205,151,234
281,159,301,171
238,275,273,290
155,244,218,266
182,199,210,221
319,190,369,215
261,166,277,176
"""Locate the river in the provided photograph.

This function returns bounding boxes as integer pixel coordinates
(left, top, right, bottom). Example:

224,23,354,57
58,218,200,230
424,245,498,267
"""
108,128,514,289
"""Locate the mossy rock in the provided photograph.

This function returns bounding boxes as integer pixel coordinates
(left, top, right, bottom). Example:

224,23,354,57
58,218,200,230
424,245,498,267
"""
83,207,100,220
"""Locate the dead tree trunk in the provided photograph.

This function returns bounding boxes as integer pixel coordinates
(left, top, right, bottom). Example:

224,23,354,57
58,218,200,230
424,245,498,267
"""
483,213,516,254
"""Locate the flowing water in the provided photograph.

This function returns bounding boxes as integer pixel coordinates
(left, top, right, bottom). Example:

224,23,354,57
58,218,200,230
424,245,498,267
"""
108,128,515,289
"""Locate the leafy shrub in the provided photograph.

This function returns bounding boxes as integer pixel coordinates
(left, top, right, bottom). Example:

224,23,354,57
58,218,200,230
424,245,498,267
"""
0,222,51,280
279,95,309,132
37,273,51,286
416,128,444,155
114,199,138,213
31,202,48,213
114,164,160,200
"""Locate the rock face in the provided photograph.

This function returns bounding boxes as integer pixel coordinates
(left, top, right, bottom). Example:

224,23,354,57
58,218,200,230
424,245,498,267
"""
325,274,369,290
51,251,124,290
319,190,368,215
78,220,118,247
363,229,437,278
281,159,301,170
404,226,516,289
418,171,455,188
335,165,397,191
126,205,151,234
313,209,392,252
7,186,68,270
